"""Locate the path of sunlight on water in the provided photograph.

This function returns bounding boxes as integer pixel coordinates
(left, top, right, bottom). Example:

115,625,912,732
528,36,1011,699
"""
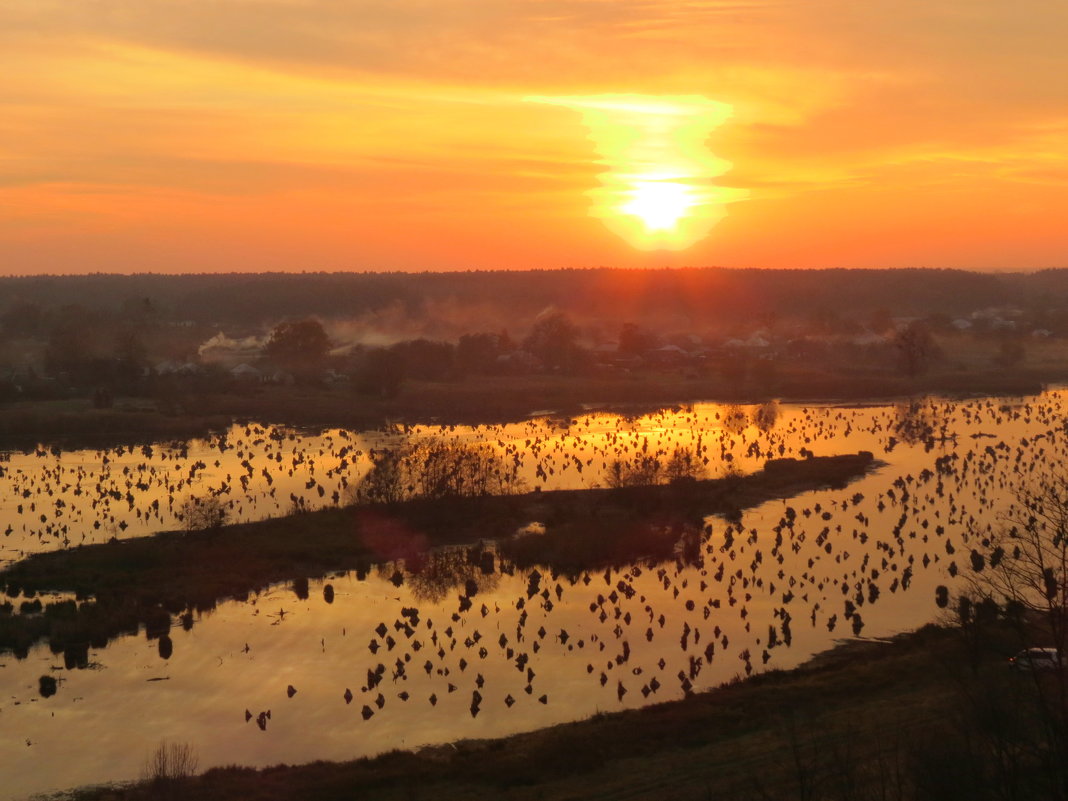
2,391,1067,798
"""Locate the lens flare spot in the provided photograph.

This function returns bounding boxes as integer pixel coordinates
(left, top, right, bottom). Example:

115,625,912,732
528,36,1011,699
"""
526,94,748,251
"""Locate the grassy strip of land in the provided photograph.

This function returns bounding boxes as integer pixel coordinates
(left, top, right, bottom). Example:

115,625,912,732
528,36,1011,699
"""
56,621,1055,801
184,367,1045,429
0,453,875,661
0,365,1047,450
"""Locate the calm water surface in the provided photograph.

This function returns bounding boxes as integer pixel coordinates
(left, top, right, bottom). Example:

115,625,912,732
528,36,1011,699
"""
1,392,1064,799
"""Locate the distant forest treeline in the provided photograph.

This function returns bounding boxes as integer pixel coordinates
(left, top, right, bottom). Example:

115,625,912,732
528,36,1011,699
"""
0,267,1061,435
2,268,1067,329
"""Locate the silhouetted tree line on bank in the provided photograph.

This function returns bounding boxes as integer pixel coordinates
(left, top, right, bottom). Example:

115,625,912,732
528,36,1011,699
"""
604,445,707,488
6,267,1068,328
0,268,1057,405
354,442,525,504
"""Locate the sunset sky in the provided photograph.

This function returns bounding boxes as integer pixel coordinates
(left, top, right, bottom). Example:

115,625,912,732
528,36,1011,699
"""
2,0,1067,274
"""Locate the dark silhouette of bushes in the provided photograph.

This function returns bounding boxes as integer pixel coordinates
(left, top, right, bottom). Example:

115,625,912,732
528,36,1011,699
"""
604,445,706,488
178,495,229,532
355,442,524,504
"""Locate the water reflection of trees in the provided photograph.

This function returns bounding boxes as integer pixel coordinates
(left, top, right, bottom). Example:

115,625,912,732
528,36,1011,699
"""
372,531,712,603
752,400,780,432
721,404,749,434
542,414,576,431
893,397,944,445
677,523,707,569
403,546,503,604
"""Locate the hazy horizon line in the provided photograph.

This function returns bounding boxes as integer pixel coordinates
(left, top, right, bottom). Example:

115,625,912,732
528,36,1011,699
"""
0,264,1063,281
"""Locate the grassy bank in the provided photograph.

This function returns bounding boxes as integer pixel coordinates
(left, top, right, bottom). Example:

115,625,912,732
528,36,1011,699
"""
0,453,875,660
0,399,236,450
0,365,1048,450
54,619,1062,801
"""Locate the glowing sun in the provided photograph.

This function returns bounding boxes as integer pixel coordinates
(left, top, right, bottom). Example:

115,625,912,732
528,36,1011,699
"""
526,94,747,250
621,180,694,232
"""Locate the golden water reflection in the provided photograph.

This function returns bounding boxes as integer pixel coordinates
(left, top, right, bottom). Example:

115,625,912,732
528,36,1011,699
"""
3,391,1068,798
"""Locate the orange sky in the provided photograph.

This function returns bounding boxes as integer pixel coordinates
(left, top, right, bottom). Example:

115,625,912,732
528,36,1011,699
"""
2,0,1067,273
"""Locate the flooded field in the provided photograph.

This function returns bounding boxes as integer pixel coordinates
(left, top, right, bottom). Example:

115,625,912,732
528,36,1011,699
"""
2,391,1066,799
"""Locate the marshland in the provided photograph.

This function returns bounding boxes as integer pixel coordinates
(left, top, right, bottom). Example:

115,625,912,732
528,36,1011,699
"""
3,270,1068,800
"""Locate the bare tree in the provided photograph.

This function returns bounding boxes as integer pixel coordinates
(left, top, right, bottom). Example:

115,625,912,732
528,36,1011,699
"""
893,321,940,377
353,448,408,505
664,446,707,483
938,474,1068,801
603,445,705,488
893,396,945,446
178,495,229,532
522,310,587,373
354,441,524,504
972,475,1068,658
752,400,780,432
995,336,1027,369
142,740,199,783
721,404,749,434
264,318,330,370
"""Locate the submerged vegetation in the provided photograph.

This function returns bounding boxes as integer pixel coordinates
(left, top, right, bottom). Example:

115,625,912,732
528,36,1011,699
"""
5,268,1068,799
54,618,1068,801
0,453,874,661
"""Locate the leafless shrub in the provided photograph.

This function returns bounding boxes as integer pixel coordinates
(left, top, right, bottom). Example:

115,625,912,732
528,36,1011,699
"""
752,400,780,432
355,441,525,504
721,404,749,434
353,448,407,505
970,472,1068,655
605,446,705,488
177,495,229,532
893,396,942,445
665,446,707,483
142,740,199,784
